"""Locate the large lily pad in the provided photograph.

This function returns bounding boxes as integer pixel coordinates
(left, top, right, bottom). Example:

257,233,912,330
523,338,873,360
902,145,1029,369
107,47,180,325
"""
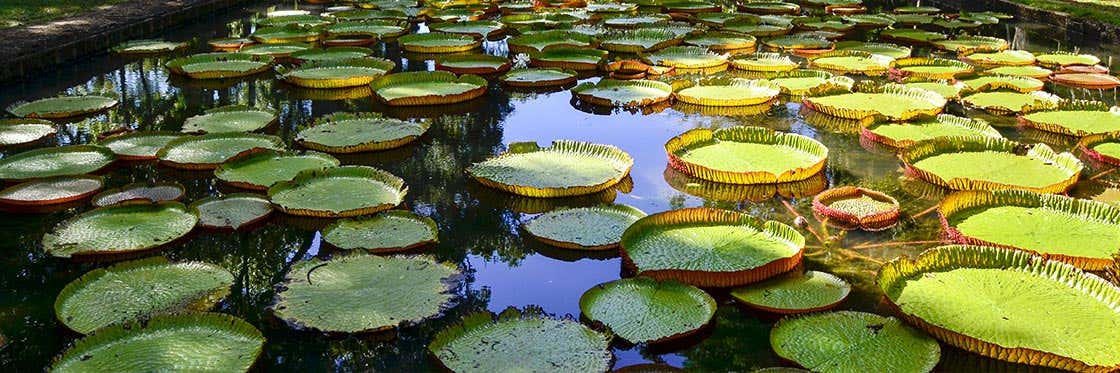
215,149,339,191
296,112,430,153
641,46,729,71
666,126,827,184
371,71,488,106
803,83,946,121
877,245,1120,372
675,78,780,107
962,50,1036,66
435,54,512,75
1050,72,1120,89
191,193,273,231
181,105,276,134
508,30,597,53
397,32,480,53
620,208,804,287
272,253,459,333
1019,100,1120,136
807,50,893,75
983,65,1053,79
768,70,854,96
467,140,633,198
729,52,798,72
600,29,682,53
42,201,198,258
523,204,646,249
529,47,608,71
1035,51,1101,68
251,25,322,43
901,80,965,101
429,307,613,372
0,175,102,207
279,58,396,88
7,95,118,119
165,53,274,79
862,114,1000,148
99,131,183,160
961,91,1059,115
889,57,974,79
92,182,185,207
54,257,233,334
579,277,716,343
834,41,910,59
326,20,408,39
268,165,406,217
939,189,1120,270
684,31,757,52
770,311,940,373
111,39,188,54
157,133,284,170
901,137,1082,193
0,145,115,182
0,119,55,146
291,47,374,63
500,68,578,88
429,20,506,39
959,75,1044,93
240,42,311,58
731,271,850,313
879,28,946,43
51,313,264,372
571,79,673,107
321,210,438,252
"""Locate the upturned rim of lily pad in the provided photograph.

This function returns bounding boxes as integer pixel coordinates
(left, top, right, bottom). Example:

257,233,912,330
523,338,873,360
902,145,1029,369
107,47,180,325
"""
665,126,828,184
1017,99,1116,137
267,165,407,218
370,71,489,106
900,136,1082,194
277,57,396,88
812,186,900,230
571,79,674,107
397,32,482,53
0,175,103,207
165,52,275,79
467,140,634,198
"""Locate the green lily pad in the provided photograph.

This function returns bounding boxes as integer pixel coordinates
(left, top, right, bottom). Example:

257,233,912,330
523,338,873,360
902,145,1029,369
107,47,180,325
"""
280,58,395,89
891,57,974,79
684,31,757,51
296,112,430,153
879,28,946,43
54,257,233,334
291,46,373,62
157,133,284,170
730,271,850,313
961,91,1059,114
530,47,608,70
435,54,511,75
165,53,274,79
51,313,264,372
42,201,198,258
112,39,188,54
768,70,853,96
983,65,1053,79
901,81,965,100
523,204,646,249
600,29,681,53
739,2,800,14
251,25,321,43
321,210,438,252
99,131,183,160
902,137,1082,193
371,71,488,106
0,175,102,207
877,245,1120,371
190,193,272,230
960,75,1044,92
642,46,729,70
429,307,613,372
326,20,408,39
0,119,55,147
429,20,506,39
620,208,805,287
181,105,276,134
397,32,480,53
963,50,1035,66
840,14,896,28
92,182,185,207
0,145,115,182
240,42,311,58
268,165,406,218
258,14,329,28
863,114,1000,148
722,22,793,37
762,35,830,50
729,52,798,72
467,140,633,198
770,311,940,373
676,78,780,107
601,14,671,28
272,253,459,333
666,126,827,184
509,30,597,53
571,79,673,107
214,150,339,191
805,83,946,121
1035,52,1100,68
1020,100,1120,136
500,68,577,87
808,50,893,75
579,277,716,343
7,95,118,119
931,35,1008,53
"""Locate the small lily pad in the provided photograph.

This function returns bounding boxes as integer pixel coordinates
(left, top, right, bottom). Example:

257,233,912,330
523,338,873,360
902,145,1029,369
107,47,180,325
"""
321,210,439,252
190,193,272,231
268,166,407,218
181,105,277,134
523,204,646,249
731,271,850,313
580,277,716,343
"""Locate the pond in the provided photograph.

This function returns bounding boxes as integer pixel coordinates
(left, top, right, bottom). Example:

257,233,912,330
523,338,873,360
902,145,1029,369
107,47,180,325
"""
1,1,1119,371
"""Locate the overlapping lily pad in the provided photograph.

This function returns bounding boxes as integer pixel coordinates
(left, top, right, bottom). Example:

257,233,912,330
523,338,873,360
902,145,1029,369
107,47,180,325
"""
877,245,1120,372
620,207,804,287
7,95,118,119
0,145,115,182
808,50,893,75
770,311,940,373
600,29,682,53
0,119,55,147
523,204,645,249
99,131,182,160
181,105,277,133
579,277,715,343
279,57,396,88
191,193,272,230
675,78,780,107
429,307,612,372
321,210,438,252
530,47,608,70
731,271,851,313
214,150,339,191
92,182,184,207
397,32,481,53
0,175,102,207
901,137,1082,193
729,52,798,71
272,253,459,333
468,140,633,197
370,71,488,106
572,79,673,107
157,133,284,170
296,112,430,153
862,114,1000,148
509,30,597,53
901,80,965,100
666,126,827,184
166,53,274,79
42,201,198,258
961,91,1059,115
268,166,406,217
889,57,974,79
54,257,233,334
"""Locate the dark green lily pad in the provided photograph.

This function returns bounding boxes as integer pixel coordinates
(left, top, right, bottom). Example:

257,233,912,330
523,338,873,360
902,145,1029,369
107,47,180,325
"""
190,193,272,230
0,145,115,182
214,150,339,191
99,131,183,160
770,311,940,373
181,105,277,133
42,201,198,258
7,95,118,119
321,210,439,252
296,112,430,153
580,277,715,343
268,166,407,218
157,133,285,169
523,204,646,249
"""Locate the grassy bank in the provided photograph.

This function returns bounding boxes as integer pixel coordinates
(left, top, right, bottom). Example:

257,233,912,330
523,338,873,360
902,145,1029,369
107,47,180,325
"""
1006,0,1120,26
0,0,130,29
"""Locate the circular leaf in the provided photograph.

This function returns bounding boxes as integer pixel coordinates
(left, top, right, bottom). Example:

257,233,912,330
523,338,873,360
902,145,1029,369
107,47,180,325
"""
770,311,940,373
580,277,716,343
730,271,850,313
42,201,198,258
523,204,646,249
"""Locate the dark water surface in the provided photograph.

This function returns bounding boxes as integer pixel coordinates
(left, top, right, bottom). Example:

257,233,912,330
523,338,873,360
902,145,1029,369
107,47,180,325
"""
1,2,1118,371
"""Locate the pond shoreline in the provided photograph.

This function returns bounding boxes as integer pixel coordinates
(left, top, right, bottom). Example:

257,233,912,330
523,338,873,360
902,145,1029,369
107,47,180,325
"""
0,0,252,83
929,0,1120,45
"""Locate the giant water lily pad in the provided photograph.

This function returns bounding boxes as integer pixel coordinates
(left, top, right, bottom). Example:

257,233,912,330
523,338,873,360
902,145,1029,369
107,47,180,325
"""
901,137,1082,193
768,70,854,96
1035,52,1100,68
500,68,578,88
51,313,264,372
983,65,1052,79
889,57,974,79
666,126,827,184
961,91,1059,115
834,41,910,59
620,208,804,287
729,52,798,72
268,166,406,217
272,254,459,333
112,39,188,54
1050,72,1120,89
468,140,632,198
429,20,506,39
240,42,311,58
770,311,940,373
321,210,438,252
157,133,284,170
962,50,1036,66
326,20,408,39
508,30,597,53
92,182,185,207
1022,101,1120,136
435,54,512,75
191,193,272,230
812,186,901,230
215,150,339,191
862,114,1000,148
530,47,608,71
42,201,198,258
0,145,115,182
279,58,396,88
7,95,118,119
877,245,1120,372
181,105,276,133
804,84,946,121
296,112,430,153
901,80,965,100
600,29,682,53
54,257,233,334
959,75,1044,93
579,277,715,343
571,79,673,107
940,189,1120,270
0,175,102,207
676,78,780,107
523,204,646,249
291,47,373,63
166,53,274,79
731,271,850,313
397,32,481,53
371,71,488,106
0,119,55,147
684,31,757,52
99,131,183,160
1079,131,1120,166
808,50,893,75
252,25,322,43
641,46,729,71
879,28,946,44
429,307,613,372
